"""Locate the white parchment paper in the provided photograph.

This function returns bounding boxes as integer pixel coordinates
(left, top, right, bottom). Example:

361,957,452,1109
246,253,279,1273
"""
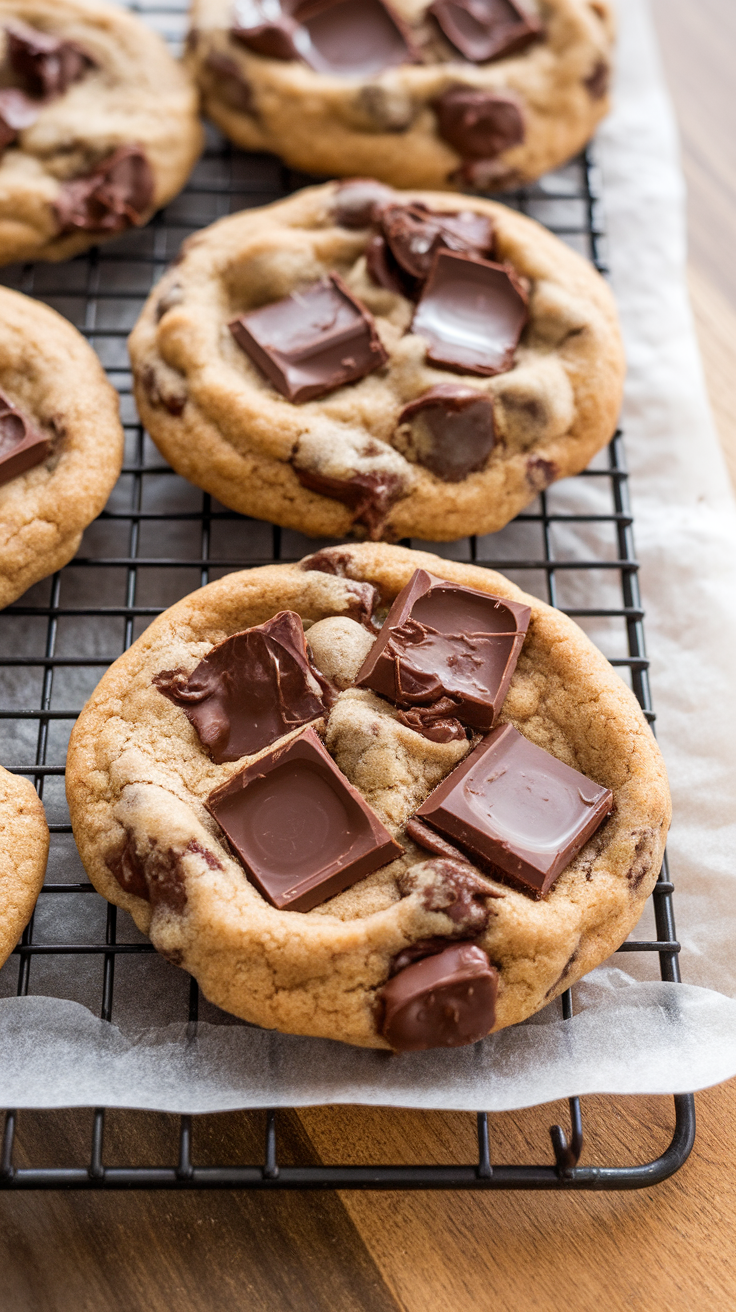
1,0,735,1111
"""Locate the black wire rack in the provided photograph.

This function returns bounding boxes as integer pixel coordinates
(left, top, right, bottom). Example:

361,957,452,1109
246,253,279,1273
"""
0,1,695,1192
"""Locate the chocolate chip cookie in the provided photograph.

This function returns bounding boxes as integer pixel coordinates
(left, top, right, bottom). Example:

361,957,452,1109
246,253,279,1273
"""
0,0,203,264
0,285,124,607
66,543,670,1052
0,764,48,968
187,0,613,191
129,179,625,542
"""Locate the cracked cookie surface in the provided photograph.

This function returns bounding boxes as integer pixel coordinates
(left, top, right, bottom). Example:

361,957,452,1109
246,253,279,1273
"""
0,285,124,607
66,543,670,1050
128,180,625,542
187,0,613,191
0,0,203,264
0,763,48,968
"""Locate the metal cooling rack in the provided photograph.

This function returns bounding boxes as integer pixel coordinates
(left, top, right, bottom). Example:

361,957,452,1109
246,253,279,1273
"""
0,1,695,1192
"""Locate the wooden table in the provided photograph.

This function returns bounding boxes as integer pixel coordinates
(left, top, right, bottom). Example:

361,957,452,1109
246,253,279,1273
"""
3,4,736,1307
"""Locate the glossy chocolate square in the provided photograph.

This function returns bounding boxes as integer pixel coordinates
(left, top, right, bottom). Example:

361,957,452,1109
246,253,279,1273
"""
429,0,542,64
411,249,528,376
355,568,530,730
206,726,403,911
415,722,613,896
0,392,49,489
229,273,388,404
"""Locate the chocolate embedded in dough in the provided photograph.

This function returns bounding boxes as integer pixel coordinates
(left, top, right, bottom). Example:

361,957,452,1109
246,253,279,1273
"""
415,722,614,897
378,203,494,281
428,0,542,64
395,699,466,743
397,383,495,481
203,52,257,113
411,250,528,376
332,178,396,229
380,942,498,1049
293,466,403,539
584,58,610,100
355,567,530,730
54,145,155,234
232,0,417,76
230,273,388,404
206,725,404,911
0,390,49,488
5,19,92,99
153,609,333,763
433,84,525,160
0,87,40,151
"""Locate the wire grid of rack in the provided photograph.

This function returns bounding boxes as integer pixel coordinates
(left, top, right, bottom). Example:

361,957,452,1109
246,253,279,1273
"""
0,2,695,1192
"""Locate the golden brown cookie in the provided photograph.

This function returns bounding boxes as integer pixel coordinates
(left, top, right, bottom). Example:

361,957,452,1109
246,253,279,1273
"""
66,543,670,1051
128,180,625,542
0,764,48,969
0,285,124,608
187,0,613,191
0,0,203,264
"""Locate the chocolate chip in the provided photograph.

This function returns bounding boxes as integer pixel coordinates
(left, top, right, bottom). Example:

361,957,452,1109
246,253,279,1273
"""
107,834,220,912
204,52,257,113
396,383,495,481
428,0,542,64
54,145,155,235
433,84,525,160
141,365,187,416
378,202,495,281
294,466,403,539
399,856,502,933
584,58,610,100
379,942,498,1050
332,178,396,229
525,454,557,491
5,19,92,99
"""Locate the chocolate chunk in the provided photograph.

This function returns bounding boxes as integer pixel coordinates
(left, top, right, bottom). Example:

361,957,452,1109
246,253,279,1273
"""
378,203,494,281
380,942,497,1049
365,233,413,297
406,814,477,865
108,833,222,911
5,20,91,99
206,725,403,911
204,52,256,113
154,610,332,764
0,87,40,150
526,454,557,491
332,178,396,229
396,699,466,743
0,390,49,488
293,466,402,539
233,0,417,76
415,722,614,897
433,84,525,159
399,856,502,930
355,568,530,730
584,58,610,100
397,384,495,481
429,0,542,63
230,273,388,404
412,250,528,376
54,145,155,235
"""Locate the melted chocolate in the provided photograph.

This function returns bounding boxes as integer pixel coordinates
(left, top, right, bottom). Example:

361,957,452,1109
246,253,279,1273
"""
429,0,542,64
397,383,495,481
411,250,528,375
54,146,154,234
0,86,39,150
229,273,388,404
108,834,222,912
378,203,494,281
379,942,497,1049
396,699,466,743
333,178,396,229
355,568,530,730
232,0,416,76
433,85,525,160
206,725,403,911
415,722,614,897
400,856,502,929
154,610,332,764
0,389,49,488
293,466,402,539
5,19,91,98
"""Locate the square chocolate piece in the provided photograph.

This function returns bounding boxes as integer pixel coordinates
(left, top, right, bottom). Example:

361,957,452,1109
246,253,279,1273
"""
206,726,403,911
411,250,528,376
429,0,542,64
229,273,388,404
0,391,49,488
355,568,530,730
415,722,613,897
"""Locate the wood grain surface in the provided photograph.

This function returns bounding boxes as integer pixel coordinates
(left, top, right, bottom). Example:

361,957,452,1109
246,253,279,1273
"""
2,3,736,1309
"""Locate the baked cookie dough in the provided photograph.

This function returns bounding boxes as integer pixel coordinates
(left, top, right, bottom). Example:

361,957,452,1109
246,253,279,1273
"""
187,0,613,192
0,285,124,608
66,543,670,1051
0,0,203,264
129,179,625,542
0,764,48,969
